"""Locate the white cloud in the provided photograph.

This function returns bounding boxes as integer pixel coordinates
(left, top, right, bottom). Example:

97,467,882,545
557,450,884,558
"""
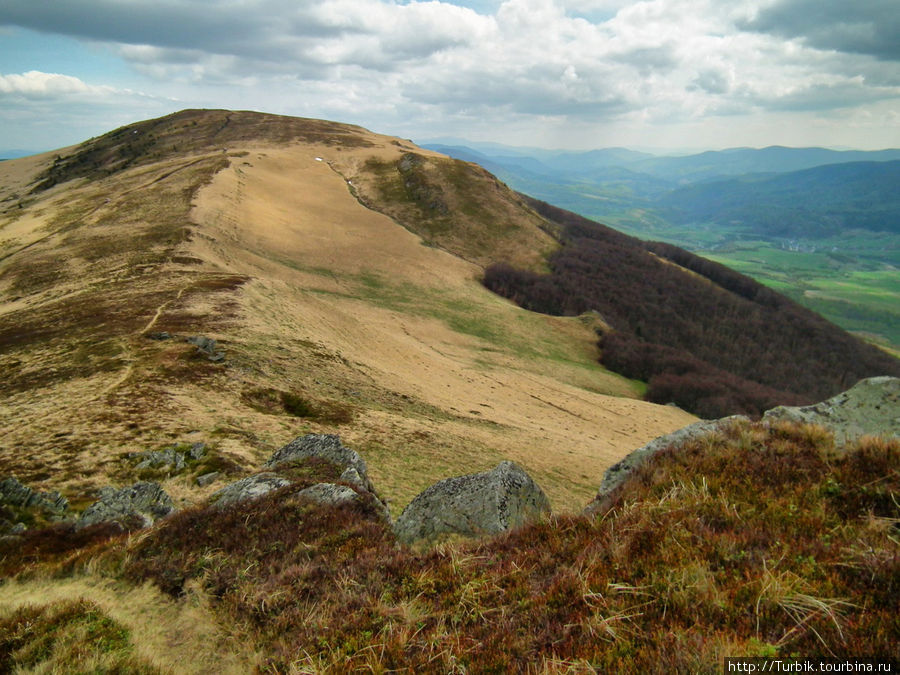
1,0,898,149
0,70,116,98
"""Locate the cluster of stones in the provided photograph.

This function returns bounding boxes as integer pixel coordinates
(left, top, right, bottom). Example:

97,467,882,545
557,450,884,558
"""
0,476,70,535
127,442,207,473
22,433,552,545
9,376,896,546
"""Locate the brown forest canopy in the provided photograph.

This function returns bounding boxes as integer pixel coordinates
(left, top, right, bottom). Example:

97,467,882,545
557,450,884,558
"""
484,196,900,418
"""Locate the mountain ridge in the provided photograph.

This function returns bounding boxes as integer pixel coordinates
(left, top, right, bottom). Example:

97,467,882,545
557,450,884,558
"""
0,108,694,517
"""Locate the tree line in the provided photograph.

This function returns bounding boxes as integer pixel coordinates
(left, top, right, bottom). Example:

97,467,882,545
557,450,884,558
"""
483,196,900,418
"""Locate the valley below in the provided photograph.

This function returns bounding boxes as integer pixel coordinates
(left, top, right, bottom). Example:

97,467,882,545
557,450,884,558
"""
427,142,900,351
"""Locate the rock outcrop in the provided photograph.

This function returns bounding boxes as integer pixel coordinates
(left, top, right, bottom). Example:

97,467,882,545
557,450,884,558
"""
187,335,225,362
584,416,746,516
0,476,69,515
763,376,900,445
265,434,375,493
76,482,174,530
297,483,361,507
393,461,551,545
128,442,207,473
211,473,291,507
196,471,221,487
212,435,390,520
584,377,900,516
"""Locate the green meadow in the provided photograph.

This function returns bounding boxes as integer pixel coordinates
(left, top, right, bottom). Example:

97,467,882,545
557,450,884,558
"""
702,240,900,351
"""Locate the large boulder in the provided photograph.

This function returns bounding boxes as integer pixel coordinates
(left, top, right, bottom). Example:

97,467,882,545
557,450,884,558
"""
76,482,173,530
763,376,900,445
584,416,746,516
210,473,291,507
265,434,375,493
393,461,551,545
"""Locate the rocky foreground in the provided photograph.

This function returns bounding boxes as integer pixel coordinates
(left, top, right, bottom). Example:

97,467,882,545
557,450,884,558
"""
1,377,898,672
4,377,897,545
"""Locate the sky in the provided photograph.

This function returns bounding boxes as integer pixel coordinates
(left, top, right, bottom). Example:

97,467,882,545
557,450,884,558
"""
1,0,899,154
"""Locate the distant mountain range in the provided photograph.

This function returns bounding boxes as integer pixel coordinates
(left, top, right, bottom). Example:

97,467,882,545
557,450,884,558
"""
423,140,900,348
425,144,893,226
423,140,900,182
658,160,900,237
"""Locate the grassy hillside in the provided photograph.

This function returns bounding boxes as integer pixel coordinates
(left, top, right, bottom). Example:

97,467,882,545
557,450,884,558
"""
0,109,695,519
2,419,897,671
2,111,898,672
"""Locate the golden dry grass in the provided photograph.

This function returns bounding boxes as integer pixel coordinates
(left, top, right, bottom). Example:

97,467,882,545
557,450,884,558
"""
0,576,256,673
0,111,695,519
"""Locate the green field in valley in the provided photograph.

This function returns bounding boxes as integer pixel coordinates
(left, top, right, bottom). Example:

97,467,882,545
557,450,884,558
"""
702,241,900,352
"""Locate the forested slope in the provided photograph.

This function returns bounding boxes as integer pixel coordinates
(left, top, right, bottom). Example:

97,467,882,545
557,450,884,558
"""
484,197,900,417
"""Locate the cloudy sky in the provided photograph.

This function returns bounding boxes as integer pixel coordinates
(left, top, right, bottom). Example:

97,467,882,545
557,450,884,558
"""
1,0,899,153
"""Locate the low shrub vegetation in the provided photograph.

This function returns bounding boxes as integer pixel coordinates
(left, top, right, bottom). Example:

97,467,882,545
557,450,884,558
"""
3,422,896,671
241,387,355,424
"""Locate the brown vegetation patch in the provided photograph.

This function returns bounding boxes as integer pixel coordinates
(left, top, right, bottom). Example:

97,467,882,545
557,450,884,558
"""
241,386,355,424
351,152,556,270
0,522,129,578
187,274,250,292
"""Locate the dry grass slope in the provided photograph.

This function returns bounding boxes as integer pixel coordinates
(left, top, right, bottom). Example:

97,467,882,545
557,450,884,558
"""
1,110,897,672
0,109,694,515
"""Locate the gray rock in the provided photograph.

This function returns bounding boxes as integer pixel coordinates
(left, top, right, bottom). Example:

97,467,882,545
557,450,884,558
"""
97,486,118,500
0,476,32,507
296,482,392,523
189,442,207,460
393,461,551,545
763,376,900,446
0,518,26,535
76,482,174,530
187,335,225,362
0,476,69,515
266,434,374,491
584,416,747,516
195,471,221,487
42,490,69,513
297,483,360,507
131,446,192,473
339,466,365,489
135,450,171,471
211,473,291,507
